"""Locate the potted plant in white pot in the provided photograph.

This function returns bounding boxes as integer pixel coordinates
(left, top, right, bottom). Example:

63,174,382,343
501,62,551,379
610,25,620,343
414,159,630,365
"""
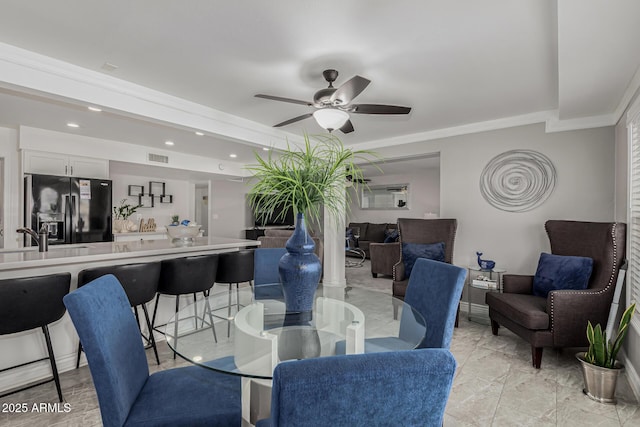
576,303,636,404
113,199,141,233
247,133,374,312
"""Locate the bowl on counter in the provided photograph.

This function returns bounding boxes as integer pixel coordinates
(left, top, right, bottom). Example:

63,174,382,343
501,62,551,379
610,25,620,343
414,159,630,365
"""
166,224,201,240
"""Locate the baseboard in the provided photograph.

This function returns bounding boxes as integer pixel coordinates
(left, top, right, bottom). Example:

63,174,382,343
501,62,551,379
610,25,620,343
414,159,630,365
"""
0,333,171,395
0,352,78,395
459,302,488,316
620,348,640,401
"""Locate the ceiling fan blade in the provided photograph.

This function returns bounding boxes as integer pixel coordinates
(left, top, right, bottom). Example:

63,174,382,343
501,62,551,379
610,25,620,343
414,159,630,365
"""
330,76,371,105
339,119,355,134
273,113,314,127
255,94,313,106
351,104,411,114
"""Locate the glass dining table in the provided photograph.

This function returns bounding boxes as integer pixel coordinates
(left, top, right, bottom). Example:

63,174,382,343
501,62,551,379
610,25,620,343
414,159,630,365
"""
164,283,425,426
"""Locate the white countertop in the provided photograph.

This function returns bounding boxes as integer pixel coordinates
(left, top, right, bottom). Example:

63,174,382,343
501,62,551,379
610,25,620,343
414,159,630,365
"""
113,230,167,236
0,236,259,271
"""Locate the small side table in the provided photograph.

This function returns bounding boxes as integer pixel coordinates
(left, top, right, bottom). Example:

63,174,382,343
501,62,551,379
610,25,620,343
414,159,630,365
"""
466,266,506,324
346,248,366,267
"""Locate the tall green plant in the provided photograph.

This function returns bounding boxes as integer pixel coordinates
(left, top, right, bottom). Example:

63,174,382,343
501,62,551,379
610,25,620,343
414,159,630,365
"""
585,303,636,368
113,199,141,220
247,133,377,228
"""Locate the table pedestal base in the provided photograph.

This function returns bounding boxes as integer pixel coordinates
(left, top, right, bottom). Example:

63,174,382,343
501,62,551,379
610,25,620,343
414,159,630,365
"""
242,377,272,427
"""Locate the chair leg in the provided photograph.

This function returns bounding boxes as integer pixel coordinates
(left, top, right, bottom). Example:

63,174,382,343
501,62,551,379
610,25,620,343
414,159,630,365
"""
192,292,200,328
42,325,63,402
227,283,233,337
203,291,218,343
75,342,83,369
173,295,180,360
532,346,543,369
151,293,161,334
455,304,459,328
141,304,160,365
134,305,141,330
372,273,378,278
490,319,499,336
393,299,399,320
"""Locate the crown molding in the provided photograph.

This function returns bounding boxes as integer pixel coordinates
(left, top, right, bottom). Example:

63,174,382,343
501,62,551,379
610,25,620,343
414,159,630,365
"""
617,63,640,125
0,42,297,151
351,111,554,151
545,112,617,132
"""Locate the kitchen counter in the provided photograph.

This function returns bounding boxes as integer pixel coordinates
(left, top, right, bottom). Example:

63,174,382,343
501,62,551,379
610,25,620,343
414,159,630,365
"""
0,236,260,395
0,236,256,271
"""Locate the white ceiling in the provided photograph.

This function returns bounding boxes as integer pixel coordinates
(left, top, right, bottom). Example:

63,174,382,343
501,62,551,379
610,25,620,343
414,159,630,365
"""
0,1,639,168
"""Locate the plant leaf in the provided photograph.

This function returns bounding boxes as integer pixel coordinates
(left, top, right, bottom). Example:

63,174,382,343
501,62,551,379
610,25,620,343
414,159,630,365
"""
246,133,378,231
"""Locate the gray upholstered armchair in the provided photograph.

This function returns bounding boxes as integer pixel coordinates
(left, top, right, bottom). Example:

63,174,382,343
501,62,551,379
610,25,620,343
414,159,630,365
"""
486,220,626,369
392,218,458,319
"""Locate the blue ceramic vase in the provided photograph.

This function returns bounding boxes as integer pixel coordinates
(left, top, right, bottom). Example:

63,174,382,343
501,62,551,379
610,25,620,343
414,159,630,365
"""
279,213,322,313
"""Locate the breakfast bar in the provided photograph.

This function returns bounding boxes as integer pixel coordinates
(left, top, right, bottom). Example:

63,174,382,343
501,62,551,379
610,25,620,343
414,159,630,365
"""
0,236,259,397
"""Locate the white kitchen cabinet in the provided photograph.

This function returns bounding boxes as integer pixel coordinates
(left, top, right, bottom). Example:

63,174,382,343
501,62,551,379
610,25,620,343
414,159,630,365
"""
23,150,109,179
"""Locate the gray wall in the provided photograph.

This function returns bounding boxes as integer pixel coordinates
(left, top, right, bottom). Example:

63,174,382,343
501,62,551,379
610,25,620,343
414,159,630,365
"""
347,167,440,224
210,179,252,239
372,123,615,274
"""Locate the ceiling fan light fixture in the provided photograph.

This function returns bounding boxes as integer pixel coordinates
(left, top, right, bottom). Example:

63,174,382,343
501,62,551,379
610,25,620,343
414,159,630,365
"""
313,109,349,131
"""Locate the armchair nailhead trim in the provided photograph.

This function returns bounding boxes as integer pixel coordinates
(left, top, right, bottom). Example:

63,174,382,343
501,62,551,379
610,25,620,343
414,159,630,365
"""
547,223,619,332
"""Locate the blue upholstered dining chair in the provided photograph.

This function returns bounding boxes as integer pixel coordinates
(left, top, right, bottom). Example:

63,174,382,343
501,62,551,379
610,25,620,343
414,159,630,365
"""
63,274,241,427
402,258,467,349
255,348,457,427
253,248,287,299
338,257,466,354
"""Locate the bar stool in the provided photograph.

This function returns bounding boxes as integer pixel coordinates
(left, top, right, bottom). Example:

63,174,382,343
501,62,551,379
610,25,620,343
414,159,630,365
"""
76,262,161,366
215,249,254,335
0,273,71,402
151,254,219,358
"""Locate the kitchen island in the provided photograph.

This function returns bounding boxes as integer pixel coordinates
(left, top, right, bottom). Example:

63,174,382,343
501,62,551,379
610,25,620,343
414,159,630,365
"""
0,236,259,396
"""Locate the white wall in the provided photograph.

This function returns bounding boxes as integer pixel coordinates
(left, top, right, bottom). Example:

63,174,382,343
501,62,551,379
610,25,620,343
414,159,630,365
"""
347,167,440,224
110,172,192,227
194,185,209,235
372,123,615,274
210,179,252,239
0,127,21,248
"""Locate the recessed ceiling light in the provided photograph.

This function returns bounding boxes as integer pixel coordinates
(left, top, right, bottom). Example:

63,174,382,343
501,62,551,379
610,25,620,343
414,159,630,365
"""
87,106,102,112
67,122,79,128
262,147,270,151
165,141,174,146
229,154,237,158
195,131,204,136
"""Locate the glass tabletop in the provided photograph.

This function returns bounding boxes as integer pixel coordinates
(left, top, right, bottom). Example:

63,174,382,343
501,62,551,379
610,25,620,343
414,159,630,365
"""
164,284,426,380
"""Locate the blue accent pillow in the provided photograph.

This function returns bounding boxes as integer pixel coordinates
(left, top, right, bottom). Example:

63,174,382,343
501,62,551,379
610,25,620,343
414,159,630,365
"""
384,229,399,243
532,253,593,298
402,242,445,277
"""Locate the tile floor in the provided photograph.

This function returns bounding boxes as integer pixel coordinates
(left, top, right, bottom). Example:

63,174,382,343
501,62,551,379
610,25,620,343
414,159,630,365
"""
0,260,638,426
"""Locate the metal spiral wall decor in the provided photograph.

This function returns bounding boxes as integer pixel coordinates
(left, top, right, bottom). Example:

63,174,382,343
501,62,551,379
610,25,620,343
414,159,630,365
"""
479,149,556,212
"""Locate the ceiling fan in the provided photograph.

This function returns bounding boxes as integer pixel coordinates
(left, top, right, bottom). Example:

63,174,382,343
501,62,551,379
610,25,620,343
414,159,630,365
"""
345,167,371,184
255,69,411,134
346,174,371,184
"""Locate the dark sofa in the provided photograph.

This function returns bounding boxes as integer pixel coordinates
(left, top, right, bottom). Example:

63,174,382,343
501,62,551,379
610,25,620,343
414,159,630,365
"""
347,222,397,259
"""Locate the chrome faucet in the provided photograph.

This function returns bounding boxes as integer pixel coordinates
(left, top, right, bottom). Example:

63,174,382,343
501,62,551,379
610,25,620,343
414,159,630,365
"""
17,225,49,252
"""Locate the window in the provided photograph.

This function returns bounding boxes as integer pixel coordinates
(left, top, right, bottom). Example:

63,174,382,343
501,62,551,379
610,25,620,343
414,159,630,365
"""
627,96,640,330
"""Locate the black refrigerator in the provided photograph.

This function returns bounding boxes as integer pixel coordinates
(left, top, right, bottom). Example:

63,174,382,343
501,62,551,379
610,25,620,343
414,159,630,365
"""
24,174,113,246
